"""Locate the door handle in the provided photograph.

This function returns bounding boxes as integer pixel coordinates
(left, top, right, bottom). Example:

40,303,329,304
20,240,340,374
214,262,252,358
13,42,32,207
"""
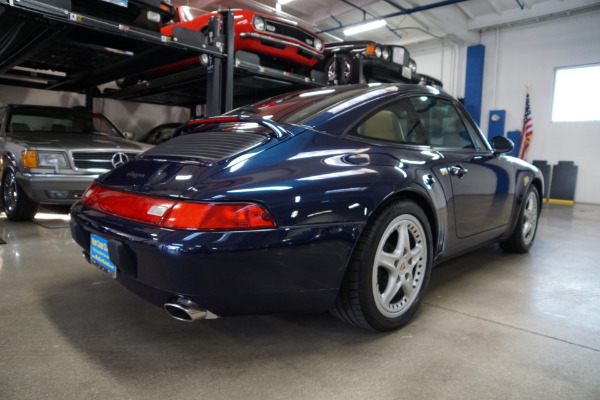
449,165,469,177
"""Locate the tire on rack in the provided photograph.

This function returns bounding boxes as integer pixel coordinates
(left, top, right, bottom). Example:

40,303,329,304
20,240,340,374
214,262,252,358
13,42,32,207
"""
500,185,540,253
331,198,433,331
2,165,39,221
115,76,140,88
324,53,354,85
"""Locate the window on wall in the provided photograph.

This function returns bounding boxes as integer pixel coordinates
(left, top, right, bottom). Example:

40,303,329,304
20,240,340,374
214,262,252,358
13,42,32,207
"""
552,64,600,122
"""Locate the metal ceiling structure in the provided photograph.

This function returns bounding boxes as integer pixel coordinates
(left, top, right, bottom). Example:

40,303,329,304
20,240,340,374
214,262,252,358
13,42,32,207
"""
175,0,600,46
2,0,599,112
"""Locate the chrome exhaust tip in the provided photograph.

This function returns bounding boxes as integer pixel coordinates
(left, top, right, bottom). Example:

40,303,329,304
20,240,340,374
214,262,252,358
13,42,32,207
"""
164,298,211,322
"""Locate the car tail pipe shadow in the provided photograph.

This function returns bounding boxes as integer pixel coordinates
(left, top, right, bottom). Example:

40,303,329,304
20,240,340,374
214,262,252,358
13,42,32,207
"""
163,298,219,322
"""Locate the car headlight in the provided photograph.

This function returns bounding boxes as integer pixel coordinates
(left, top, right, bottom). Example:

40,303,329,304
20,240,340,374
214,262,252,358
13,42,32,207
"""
314,38,323,51
38,151,69,169
253,15,265,31
199,53,209,66
409,58,417,73
146,11,161,23
374,46,382,58
382,48,390,61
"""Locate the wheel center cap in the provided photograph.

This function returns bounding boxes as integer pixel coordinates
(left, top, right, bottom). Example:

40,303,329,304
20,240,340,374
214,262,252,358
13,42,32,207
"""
400,262,406,270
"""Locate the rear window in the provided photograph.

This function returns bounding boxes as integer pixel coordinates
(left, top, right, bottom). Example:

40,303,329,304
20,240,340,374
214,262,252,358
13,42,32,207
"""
227,87,375,127
280,87,378,125
8,107,123,137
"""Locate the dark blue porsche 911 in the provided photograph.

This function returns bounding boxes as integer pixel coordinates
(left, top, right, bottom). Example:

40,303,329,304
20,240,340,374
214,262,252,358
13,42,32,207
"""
70,83,543,331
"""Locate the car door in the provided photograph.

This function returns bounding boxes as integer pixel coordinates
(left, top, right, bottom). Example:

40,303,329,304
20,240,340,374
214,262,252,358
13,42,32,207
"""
0,106,7,152
409,96,515,239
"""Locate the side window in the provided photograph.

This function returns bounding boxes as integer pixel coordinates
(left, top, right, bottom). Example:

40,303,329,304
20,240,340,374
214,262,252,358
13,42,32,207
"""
348,99,428,145
457,107,489,150
409,96,475,150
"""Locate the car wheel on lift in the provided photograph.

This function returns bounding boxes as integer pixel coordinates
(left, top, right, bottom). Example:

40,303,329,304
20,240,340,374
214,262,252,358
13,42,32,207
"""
325,53,354,85
331,199,433,331
115,76,140,88
2,166,39,221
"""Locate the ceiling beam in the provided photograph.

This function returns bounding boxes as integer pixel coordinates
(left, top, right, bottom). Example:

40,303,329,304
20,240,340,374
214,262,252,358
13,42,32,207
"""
468,0,600,30
318,0,470,34
399,0,479,45
486,0,503,15
455,2,475,19
310,0,382,25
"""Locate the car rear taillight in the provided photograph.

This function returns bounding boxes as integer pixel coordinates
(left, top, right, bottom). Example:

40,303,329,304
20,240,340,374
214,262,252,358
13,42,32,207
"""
187,117,238,126
81,184,276,231
163,202,275,230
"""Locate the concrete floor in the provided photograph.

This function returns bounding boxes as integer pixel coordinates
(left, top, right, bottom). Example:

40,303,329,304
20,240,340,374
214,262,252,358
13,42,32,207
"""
1,203,599,400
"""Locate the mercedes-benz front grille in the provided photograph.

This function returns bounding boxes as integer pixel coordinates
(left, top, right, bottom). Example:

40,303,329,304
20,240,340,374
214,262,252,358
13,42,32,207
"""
72,152,139,170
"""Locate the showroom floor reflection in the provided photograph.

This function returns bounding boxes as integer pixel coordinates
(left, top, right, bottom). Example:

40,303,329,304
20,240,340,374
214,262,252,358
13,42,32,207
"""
1,203,599,400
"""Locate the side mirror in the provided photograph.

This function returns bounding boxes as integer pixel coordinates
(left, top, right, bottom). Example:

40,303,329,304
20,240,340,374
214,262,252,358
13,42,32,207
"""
491,136,514,155
123,131,135,140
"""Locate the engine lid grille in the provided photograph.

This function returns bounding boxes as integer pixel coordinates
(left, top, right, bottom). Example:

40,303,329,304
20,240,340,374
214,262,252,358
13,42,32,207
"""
143,132,269,164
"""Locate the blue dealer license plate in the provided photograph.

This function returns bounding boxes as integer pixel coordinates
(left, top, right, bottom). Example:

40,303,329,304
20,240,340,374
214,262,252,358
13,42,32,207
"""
90,234,117,278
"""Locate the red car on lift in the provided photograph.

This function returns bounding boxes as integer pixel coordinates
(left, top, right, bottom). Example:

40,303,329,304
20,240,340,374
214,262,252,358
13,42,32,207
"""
162,7,324,72
117,7,325,87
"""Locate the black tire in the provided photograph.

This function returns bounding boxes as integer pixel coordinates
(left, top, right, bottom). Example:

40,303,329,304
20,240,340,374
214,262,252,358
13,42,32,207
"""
500,186,540,253
331,199,433,331
2,166,39,221
115,76,140,88
324,53,354,85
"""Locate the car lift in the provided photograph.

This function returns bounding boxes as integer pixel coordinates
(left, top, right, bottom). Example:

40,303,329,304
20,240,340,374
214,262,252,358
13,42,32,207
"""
0,0,326,116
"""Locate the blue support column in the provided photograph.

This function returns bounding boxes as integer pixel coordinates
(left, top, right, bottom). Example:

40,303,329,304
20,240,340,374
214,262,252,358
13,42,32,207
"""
464,44,485,126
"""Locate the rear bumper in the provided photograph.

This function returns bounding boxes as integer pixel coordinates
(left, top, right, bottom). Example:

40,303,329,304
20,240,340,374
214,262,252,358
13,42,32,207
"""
362,59,413,82
70,202,362,316
17,172,97,203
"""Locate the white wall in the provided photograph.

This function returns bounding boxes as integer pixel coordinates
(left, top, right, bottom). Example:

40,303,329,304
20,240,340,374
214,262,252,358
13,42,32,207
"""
408,40,467,99
410,10,600,204
0,85,190,139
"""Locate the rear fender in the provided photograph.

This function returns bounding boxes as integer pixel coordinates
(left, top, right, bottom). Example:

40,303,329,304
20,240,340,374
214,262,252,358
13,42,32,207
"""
363,184,445,263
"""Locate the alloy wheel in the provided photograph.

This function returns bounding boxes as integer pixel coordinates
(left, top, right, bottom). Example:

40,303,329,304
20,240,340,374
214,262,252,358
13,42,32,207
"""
372,214,427,318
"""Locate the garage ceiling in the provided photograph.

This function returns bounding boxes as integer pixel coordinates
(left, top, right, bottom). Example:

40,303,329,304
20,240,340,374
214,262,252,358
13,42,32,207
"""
172,0,600,46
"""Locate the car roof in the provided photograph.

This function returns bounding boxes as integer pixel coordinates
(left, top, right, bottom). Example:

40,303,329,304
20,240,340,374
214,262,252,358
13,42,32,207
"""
233,83,448,134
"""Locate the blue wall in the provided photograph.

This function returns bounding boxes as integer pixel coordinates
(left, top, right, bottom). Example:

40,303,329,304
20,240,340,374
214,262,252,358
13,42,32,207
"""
464,44,485,126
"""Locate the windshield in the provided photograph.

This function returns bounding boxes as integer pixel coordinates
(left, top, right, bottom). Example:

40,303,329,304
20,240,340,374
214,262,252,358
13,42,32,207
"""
7,107,124,137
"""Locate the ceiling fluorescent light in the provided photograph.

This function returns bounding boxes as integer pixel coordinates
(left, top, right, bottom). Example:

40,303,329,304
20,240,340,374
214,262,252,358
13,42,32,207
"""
278,0,294,4
344,19,387,36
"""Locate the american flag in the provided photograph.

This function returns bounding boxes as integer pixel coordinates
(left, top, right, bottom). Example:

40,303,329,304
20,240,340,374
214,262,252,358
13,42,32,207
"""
518,90,533,160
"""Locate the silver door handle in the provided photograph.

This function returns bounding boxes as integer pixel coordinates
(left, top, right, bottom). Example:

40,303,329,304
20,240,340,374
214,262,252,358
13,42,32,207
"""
449,165,469,177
